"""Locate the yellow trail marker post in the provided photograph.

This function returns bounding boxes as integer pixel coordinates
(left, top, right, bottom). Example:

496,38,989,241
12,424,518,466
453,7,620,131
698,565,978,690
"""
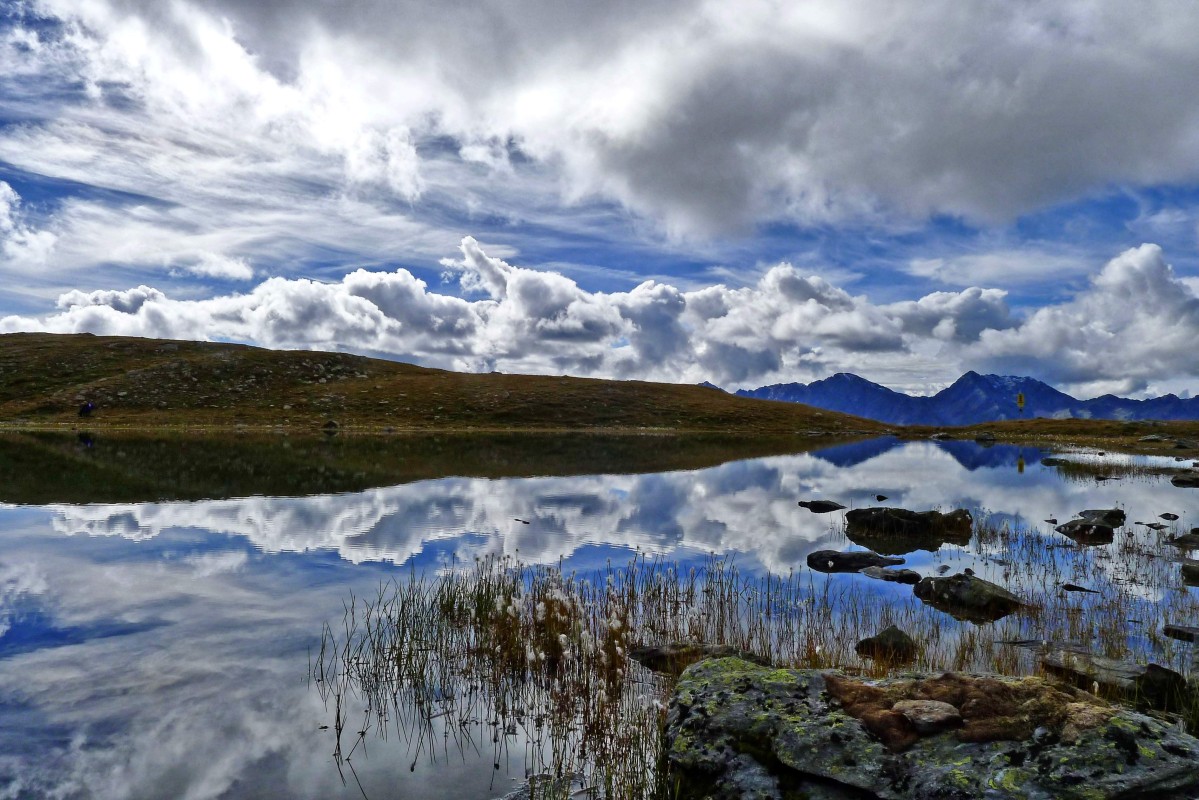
1016,392,1025,416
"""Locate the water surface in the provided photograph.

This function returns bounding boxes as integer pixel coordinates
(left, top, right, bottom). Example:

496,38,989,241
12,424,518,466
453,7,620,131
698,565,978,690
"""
1,433,1197,798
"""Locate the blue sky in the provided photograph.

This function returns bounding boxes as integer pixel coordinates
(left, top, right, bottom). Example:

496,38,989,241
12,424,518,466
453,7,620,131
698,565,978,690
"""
3,2,1199,397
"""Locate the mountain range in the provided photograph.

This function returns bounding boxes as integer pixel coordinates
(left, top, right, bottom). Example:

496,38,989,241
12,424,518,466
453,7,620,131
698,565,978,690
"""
734,371,1199,426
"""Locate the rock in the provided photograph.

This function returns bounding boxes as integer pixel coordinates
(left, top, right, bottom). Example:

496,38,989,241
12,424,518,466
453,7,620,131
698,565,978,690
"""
1060,583,1100,594
1174,438,1199,450
1140,434,1169,442
974,431,996,443
1041,456,1070,466
1182,560,1199,586
844,507,973,555
854,625,916,664
1078,508,1126,527
891,699,961,734
1161,512,1180,520
806,549,904,573
1171,474,1199,487
1138,521,1169,530
666,658,1199,800
629,643,769,678
1163,624,1199,643
913,573,1025,622
1166,531,1199,548
798,500,847,513
928,432,952,440
859,566,921,585
1038,646,1191,713
1055,518,1116,546
875,494,888,501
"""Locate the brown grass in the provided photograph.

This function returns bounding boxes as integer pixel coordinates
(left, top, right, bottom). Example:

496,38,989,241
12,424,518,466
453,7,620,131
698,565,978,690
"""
0,332,882,435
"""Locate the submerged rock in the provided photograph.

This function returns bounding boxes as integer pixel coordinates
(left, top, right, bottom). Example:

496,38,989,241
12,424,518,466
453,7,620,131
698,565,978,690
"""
666,658,1199,800
1182,559,1199,586
1171,473,1199,488
854,625,916,664
1165,531,1199,548
844,507,972,555
798,499,847,513
1037,645,1191,713
806,549,904,573
1163,624,1199,643
912,572,1025,622
858,566,921,585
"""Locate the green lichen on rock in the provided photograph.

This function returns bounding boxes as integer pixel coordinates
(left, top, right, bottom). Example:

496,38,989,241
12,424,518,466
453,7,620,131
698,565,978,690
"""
665,658,1199,800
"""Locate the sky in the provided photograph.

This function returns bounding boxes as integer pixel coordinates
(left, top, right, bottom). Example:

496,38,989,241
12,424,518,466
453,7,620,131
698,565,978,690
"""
3,2,1199,398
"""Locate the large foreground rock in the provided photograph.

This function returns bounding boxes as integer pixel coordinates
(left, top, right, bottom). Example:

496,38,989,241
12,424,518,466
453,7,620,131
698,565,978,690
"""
844,507,972,554
667,658,1199,800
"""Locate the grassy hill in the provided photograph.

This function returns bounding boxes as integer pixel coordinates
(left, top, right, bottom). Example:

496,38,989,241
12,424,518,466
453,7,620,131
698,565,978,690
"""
0,332,883,435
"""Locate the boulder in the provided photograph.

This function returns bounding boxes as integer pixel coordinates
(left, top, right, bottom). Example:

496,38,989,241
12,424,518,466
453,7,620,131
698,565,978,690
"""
1183,559,1199,586
854,625,916,664
858,566,921,585
913,573,1025,623
1055,518,1116,546
629,643,768,678
1037,645,1191,713
1171,474,1199,488
844,507,973,555
798,500,847,513
1163,624,1199,643
1077,508,1126,527
806,550,904,573
666,658,1199,800
1167,531,1199,548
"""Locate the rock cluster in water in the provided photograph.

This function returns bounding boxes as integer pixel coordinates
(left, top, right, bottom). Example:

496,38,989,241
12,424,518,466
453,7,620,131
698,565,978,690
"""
666,657,1199,800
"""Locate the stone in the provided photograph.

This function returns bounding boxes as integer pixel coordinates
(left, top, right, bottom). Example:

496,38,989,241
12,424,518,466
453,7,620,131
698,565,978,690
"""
1160,513,1180,520
844,507,973,555
1171,474,1199,487
854,625,916,664
1055,518,1116,546
1140,434,1168,442
1183,560,1199,586
1163,624,1199,643
913,573,1025,623
666,658,1199,800
1165,531,1199,548
1077,508,1126,527
628,642,769,678
1038,645,1191,713
891,699,961,734
798,500,847,513
806,549,904,573
859,566,921,585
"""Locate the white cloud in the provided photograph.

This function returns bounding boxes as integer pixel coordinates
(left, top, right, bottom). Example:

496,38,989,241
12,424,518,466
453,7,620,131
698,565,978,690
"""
0,235,1013,389
971,243,1199,395
183,252,254,281
0,181,57,271
6,0,1199,251
7,236,1199,396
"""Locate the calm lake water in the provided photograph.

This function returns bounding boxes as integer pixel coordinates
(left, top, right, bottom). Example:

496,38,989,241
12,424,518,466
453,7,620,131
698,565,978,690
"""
1,432,1197,799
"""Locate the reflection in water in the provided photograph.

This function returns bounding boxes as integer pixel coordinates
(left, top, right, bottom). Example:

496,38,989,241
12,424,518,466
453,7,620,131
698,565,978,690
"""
0,438,1197,798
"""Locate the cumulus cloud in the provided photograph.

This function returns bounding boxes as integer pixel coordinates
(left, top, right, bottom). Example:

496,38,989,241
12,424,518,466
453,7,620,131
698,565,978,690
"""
971,244,1199,395
7,236,1199,395
0,234,1015,390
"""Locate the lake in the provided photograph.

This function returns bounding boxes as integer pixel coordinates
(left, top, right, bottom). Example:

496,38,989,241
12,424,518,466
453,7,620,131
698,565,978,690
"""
1,431,1197,798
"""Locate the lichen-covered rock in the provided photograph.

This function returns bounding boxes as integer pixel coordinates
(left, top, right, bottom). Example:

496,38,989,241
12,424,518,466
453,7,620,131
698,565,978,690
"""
913,572,1025,622
666,658,1199,800
629,642,769,677
844,507,973,555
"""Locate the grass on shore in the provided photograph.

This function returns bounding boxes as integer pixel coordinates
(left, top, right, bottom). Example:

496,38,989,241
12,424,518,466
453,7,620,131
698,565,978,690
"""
0,333,881,435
